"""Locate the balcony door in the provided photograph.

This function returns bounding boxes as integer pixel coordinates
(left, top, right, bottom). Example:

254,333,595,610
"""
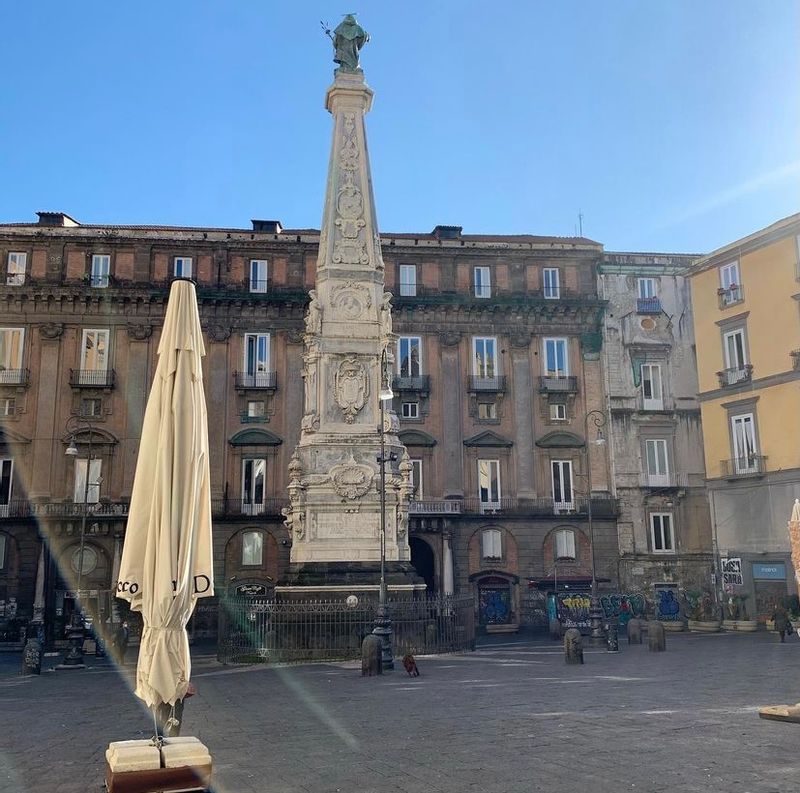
0,459,12,517
243,333,270,387
551,460,574,513
731,414,758,474
473,337,497,380
80,329,109,385
477,459,501,512
641,364,663,410
645,439,670,487
242,458,266,515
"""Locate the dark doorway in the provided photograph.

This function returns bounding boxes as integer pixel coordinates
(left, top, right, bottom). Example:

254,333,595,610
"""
410,537,436,592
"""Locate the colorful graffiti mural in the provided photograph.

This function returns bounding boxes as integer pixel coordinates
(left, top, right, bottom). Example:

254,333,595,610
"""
479,586,512,625
555,592,591,629
655,588,682,621
600,593,647,626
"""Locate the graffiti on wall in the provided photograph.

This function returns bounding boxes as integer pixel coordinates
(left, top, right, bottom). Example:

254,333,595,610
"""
556,593,591,629
655,588,681,621
600,593,647,625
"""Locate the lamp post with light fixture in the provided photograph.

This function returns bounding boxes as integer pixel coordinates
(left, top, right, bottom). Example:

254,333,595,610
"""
60,415,99,668
584,408,607,644
372,348,396,671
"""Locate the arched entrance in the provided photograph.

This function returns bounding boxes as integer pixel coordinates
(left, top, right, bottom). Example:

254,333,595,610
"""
410,537,436,592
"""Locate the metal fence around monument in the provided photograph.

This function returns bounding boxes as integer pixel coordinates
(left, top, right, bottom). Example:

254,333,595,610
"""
217,595,475,665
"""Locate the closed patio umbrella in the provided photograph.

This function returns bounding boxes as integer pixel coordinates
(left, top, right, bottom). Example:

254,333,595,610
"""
117,278,214,717
789,499,800,591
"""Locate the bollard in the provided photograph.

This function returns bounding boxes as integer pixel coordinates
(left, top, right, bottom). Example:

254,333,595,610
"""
549,618,563,641
648,621,666,652
361,634,383,676
606,621,619,652
627,618,643,645
22,638,42,675
564,628,584,665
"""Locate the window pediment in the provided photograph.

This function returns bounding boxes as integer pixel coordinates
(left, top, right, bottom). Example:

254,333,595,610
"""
536,431,583,448
464,430,513,448
398,430,437,447
229,429,282,447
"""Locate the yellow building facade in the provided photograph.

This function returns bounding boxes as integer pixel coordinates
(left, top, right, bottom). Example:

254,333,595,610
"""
689,213,800,618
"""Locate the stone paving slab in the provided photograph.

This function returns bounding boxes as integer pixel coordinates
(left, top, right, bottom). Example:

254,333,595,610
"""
1,632,800,792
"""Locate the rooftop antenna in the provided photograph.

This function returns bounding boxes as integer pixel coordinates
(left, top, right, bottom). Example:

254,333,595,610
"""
578,210,584,237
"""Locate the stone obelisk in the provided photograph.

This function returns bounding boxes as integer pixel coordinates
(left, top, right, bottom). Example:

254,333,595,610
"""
277,16,421,595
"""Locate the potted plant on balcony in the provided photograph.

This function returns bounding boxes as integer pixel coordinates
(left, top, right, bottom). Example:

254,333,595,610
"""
686,589,721,632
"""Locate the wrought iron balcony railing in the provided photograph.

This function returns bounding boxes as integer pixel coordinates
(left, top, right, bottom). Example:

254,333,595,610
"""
234,371,278,390
718,284,744,308
538,375,578,393
461,495,619,518
636,296,662,314
408,499,463,515
638,472,689,489
248,279,269,293
716,365,753,388
467,375,507,393
211,498,284,517
393,375,431,394
89,275,109,288
69,369,116,388
0,368,30,386
721,456,768,478
0,500,130,519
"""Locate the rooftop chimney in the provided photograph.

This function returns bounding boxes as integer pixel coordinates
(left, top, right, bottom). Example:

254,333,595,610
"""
36,211,80,227
251,219,282,234
432,225,462,240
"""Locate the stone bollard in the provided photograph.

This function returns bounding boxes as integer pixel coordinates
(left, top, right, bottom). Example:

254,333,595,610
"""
549,618,563,641
361,634,383,676
627,618,643,645
648,621,666,652
22,638,42,675
564,628,584,665
606,621,619,652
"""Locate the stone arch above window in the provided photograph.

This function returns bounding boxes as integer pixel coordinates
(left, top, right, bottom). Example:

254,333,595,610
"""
398,430,437,447
467,526,518,577
535,431,584,449
229,429,283,447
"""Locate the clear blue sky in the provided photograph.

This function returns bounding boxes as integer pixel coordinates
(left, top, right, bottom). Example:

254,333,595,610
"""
2,1,798,252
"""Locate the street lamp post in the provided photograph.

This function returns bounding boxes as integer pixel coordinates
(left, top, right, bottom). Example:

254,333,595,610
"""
584,409,607,644
372,349,395,671
61,415,97,668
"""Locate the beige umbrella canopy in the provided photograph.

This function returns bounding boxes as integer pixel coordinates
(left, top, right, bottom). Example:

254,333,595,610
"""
789,499,800,589
117,279,214,708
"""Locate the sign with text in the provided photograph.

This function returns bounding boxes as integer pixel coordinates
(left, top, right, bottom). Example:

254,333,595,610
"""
752,562,786,581
721,558,743,586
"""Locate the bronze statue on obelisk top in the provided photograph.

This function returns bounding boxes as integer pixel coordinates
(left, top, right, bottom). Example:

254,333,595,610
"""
277,17,422,594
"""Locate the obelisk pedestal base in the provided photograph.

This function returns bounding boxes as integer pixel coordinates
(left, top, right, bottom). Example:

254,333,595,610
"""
275,561,425,600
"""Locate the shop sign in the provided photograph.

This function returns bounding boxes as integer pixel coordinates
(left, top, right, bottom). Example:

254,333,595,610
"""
752,563,786,580
721,558,743,586
235,583,268,597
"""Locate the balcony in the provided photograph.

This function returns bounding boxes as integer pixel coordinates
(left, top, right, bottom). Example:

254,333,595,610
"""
718,284,744,308
234,371,278,391
721,456,768,478
639,472,689,489
468,375,507,393
716,365,753,388
239,411,267,424
211,498,284,517
89,275,109,288
636,296,662,314
393,375,431,394
248,278,269,294
461,496,619,518
538,375,578,394
69,369,116,388
0,368,30,386
408,499,463,515
0,500,130,519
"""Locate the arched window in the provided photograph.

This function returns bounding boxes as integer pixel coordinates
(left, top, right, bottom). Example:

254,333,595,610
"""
241,531,264,567
481,529,502,560
555,529,576,560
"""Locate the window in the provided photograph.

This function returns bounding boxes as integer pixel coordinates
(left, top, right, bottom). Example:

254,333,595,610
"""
543,268,560,299
243,333,271,387
477,459,501,511
731,413,758,473
397,337,421,377
551,460,574,513
550,403,567,421
401,401,419,419
650,513,674,553
80,329,109,384
80,398,102,418
645,439,670,486
543,338,569,377
399,264,417,297
0,533,5,567
1,398,15,417
0,459,12,518
641,364,663,410
0,328,24,383
7,252,26,285
473,337,497,378
410,459,423,499
174,257,193,279
90,254,110,288
719,261,742,306
250,259,268,293
722,328,749,384
555,529,576,560
474,266,491,298
242,458,266,515
241,531,264,566
73,458,101,504
247,400,266,418
478,402,497,420
638,278,656,299
481,529,502,560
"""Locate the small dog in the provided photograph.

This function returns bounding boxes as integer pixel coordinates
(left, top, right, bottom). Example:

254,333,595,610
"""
402,653,420,677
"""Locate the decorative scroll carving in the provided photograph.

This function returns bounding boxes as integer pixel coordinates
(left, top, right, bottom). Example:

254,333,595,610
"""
508,332,531,349
329,455,374,500
332,113,370,266
334,355,369,422
285,329,305,345
126,323,152,341
38,323,64,339
438,330,461,347
206,324,232,343
331,282,371,321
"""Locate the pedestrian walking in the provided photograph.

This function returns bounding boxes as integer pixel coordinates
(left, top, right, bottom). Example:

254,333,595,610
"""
772,602,790,643
112,620,130,663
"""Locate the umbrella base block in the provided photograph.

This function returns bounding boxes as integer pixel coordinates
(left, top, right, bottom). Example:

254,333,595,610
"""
277,561,426,597
106,737,211,792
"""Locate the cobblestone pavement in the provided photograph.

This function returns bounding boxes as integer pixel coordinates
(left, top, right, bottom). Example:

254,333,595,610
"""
2,631,800,793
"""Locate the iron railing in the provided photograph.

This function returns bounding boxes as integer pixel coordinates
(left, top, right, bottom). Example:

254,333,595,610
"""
69,369,116,388
721,456,768,478
0,368,30,386
636,296,662,314
538,375,578,393
233,371,278,390
0,500,130,519
638,472,689,489
210,498,284,517
718,285,744,308
217,594,475,664
467,375,507,393
408,500,463,515
716,365,753,387
462,496,619,518
392,375,431,393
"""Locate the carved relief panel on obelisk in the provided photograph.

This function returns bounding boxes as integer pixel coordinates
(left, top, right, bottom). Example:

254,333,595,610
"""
278,15,421,593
